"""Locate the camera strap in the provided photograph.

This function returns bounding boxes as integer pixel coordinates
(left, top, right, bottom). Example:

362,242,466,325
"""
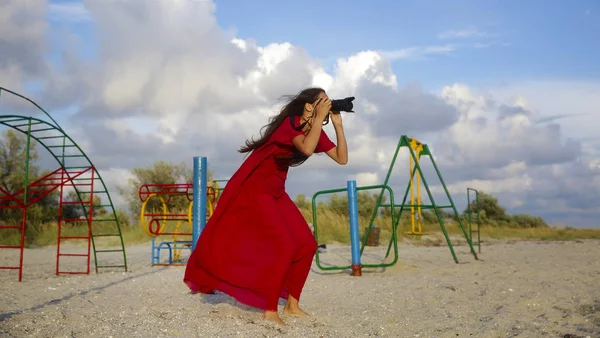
290,98,321,131
290,115,308,132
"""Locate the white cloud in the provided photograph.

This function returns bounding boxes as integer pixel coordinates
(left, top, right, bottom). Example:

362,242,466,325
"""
436,27,510,51
434,83,581,169
353,172,380,187
438,28,493,40
379,44,456,61
0,0,48,88
487,80,600,146
2,0,600,228
431,174,534,198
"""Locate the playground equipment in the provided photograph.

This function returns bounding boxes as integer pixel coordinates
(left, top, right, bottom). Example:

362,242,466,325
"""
139,157,226,265
406,138,427,236
466,188,481,253
312,135,479,274
139,183,194,266
347,180,364,276
0,87,127,281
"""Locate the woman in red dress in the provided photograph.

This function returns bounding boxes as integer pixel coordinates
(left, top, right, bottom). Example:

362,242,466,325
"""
183,87,349,325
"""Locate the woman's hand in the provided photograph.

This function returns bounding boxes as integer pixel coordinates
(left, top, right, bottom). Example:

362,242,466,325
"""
330,111,343,126
315,98,331,121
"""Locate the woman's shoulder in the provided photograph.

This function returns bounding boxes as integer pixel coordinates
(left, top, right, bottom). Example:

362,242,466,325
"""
273,116,304,141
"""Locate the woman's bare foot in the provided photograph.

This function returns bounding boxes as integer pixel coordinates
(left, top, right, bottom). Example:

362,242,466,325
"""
283,306,309,317
263,310,286,325
283,295,309,317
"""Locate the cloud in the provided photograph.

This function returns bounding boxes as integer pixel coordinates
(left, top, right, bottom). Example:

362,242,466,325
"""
472,41,511,49
435,84,582,171
438,28,494,40
487,80,600,148
378,44,456,61
0,0,48,87
359,82,459,136
2,0,600,228
378,27,509,61
421,83,600,227
436,27,511,51
534,113,588,124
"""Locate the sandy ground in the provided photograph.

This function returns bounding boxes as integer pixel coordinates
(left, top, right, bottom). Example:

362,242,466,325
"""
1,239,599,338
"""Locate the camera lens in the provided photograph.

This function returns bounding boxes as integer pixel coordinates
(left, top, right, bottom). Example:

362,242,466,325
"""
331,97,355,112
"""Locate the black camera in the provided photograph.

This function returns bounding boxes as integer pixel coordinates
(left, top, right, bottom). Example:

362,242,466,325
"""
331,96,355,113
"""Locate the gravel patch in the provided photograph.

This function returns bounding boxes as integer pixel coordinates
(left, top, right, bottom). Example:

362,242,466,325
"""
1,239,599,337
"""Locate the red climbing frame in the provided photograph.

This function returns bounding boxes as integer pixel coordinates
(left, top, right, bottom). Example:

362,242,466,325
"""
0,166,95,281
0,191,27,281
138,183,193,237
138,183,194,204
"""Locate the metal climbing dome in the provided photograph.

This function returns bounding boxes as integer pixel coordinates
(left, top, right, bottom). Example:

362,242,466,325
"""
0,87,128,281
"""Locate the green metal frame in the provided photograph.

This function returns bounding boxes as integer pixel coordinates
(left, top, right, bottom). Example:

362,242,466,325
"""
0,87,128,273
311,135,478,272
466,188,481,253
312,184,397,271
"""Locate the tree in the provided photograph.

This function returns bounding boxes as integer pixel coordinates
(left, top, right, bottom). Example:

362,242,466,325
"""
0,130,60,238
509,213,548,228
61,190,107,219
117,160,214,216
0,129,40,195
462,191,548,228
321,191,387,218
294,194,311,210
463,191,509,221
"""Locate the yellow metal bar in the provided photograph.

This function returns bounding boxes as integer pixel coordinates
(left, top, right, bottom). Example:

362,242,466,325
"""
405,137,427,236
417,155,422,233
410,154,415,233
140,193,168,237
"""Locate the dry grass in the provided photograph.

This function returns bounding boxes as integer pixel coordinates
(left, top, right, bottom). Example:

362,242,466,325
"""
300,208,600,246
2,208,600,250
0,221,150,248
0,208,190,248
480,225,600,241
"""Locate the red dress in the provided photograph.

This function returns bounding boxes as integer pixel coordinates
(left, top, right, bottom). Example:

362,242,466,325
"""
184,115,336,311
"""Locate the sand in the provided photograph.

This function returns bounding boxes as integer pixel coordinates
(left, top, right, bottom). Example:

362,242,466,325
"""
1,239,599,337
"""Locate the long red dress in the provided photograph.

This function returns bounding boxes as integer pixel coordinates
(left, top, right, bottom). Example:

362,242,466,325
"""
184,115,335,311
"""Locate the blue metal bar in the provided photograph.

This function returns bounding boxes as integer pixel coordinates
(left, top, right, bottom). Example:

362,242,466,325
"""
347,180,362,276
151,237,156,266
192,156,208,251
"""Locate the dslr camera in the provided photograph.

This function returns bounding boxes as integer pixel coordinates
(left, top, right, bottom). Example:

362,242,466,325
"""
330,96,355,113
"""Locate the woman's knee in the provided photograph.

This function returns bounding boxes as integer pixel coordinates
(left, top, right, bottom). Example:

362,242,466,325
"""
276,233,297,259
298,235,318,256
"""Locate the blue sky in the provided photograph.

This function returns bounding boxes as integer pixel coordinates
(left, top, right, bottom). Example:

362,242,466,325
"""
47,0,600,90
212,0,600,89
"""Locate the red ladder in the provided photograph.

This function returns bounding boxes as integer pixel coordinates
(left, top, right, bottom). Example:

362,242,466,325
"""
0,205,27,281
0,167,94,280
56,167,95,275
0,171,70,281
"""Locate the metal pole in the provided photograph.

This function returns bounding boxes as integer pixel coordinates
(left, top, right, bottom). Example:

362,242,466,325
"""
23,118,32,205
347,180,362,276
192,157,207,251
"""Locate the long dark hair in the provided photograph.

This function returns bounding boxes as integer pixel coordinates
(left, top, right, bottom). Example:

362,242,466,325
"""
238,87,324,152
238,87,325,167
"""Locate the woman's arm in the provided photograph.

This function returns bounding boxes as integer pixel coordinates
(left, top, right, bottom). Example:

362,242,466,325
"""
325,122,348,165
292,115,326,156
